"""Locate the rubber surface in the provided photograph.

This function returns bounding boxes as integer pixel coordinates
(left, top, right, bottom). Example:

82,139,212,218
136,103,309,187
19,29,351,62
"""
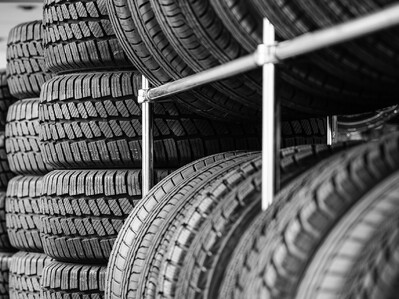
41,261,106,299
6,98,53,175
39,71,261,169
43,0,133,74
9,252,53,299
6,175,43,252
6,21,53,100
0,193,12,251
105,144,351,299
40,168,171,262
0,71,16,130
0,133,14,191
0,252,12,299
218,132,399,299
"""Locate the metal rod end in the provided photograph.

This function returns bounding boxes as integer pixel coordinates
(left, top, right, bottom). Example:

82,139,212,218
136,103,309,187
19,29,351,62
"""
138,89,149,104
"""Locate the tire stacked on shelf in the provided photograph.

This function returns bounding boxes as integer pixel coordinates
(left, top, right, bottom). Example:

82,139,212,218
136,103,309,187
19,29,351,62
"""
5,20,54,299
216,132,399,299
104,143,355,299
0,71,17,299
107,0,399,117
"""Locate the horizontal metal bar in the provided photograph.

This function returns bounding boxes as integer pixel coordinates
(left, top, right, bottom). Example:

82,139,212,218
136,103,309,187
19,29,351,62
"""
142,4,399,102
276,4,399,60
143,51,267,102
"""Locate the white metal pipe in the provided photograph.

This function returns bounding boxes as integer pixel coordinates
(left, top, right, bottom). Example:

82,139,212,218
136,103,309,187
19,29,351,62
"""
142,4,399,102
141,76,154,197
262,19,276,210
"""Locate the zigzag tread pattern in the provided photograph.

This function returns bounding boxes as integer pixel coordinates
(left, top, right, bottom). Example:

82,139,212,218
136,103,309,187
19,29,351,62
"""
9,251,53,299
40,169,171,262
41,261,106,299
0,71,17,129
6,20,53,99
6,98,53,175
0,133,14,190
39,72,261,169
6,175,43,252
43,0,133,73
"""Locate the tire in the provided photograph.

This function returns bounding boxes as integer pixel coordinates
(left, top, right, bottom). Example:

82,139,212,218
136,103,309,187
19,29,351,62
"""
218,131,399,299
0,193,13,251
40,168,171,262
104,143,351,299
5,99,53,175
344,215,399,299
0,252,13,299
6,176,43,252
9,252,53,299
6,21,53,100
41,261,106,299
0,134,14,190
0,71,17,130
42,0,134,74
104,151,257,299
39,71,261,169
106,0,261,121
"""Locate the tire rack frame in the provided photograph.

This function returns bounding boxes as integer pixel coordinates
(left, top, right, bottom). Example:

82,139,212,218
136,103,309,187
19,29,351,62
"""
137,4,399,210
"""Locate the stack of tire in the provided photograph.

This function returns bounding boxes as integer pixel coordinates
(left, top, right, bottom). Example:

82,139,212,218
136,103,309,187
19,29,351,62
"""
0,70,19,299
5,20,55,299
37,1,264,298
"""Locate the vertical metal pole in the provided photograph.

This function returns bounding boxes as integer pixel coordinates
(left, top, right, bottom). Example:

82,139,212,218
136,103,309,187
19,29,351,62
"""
326,115,338,145
262,19,277,210
141,76,154,197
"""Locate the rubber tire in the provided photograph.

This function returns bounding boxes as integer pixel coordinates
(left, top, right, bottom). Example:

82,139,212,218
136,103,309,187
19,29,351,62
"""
39,71,261,169
41,261,106,299
0,71,17,130
6,99,53,175
0,133,14,190
292,171,399,299
106,0,263,121
6,175,43,252
6,21,53,100
9,252,53,299
104,143,352,299
0,252,13,299
43,0,133,74
344,214,399,299
218,131,399,299
0,193,13,251
40,168,171,262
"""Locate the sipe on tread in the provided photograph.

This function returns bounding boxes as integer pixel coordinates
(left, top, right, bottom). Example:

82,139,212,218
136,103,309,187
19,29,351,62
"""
40,168,171,262
6,98,53,175
6,175,43,252
6,21,53,99
39,71,261,169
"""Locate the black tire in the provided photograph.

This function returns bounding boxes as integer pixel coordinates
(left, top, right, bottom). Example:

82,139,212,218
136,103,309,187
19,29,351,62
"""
9,252,53,299
106,0,263,121
6,176,43,252
41,261,106,299
0,193,13,251
42,0,133,74
0,133,14,191
105,151,257,299
6,21,53,100
344,214,399,299
218,132,399,299
40,168,171,262
6,99,53,175
39,71,261,169
0,252,13,299
0,71,17,130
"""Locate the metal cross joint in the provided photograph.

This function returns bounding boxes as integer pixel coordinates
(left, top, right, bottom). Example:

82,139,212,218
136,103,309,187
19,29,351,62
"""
256,42,278,66
138,88,149,104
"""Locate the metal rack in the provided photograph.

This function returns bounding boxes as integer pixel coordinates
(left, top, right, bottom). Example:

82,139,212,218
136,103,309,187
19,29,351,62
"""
137,4,399,209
